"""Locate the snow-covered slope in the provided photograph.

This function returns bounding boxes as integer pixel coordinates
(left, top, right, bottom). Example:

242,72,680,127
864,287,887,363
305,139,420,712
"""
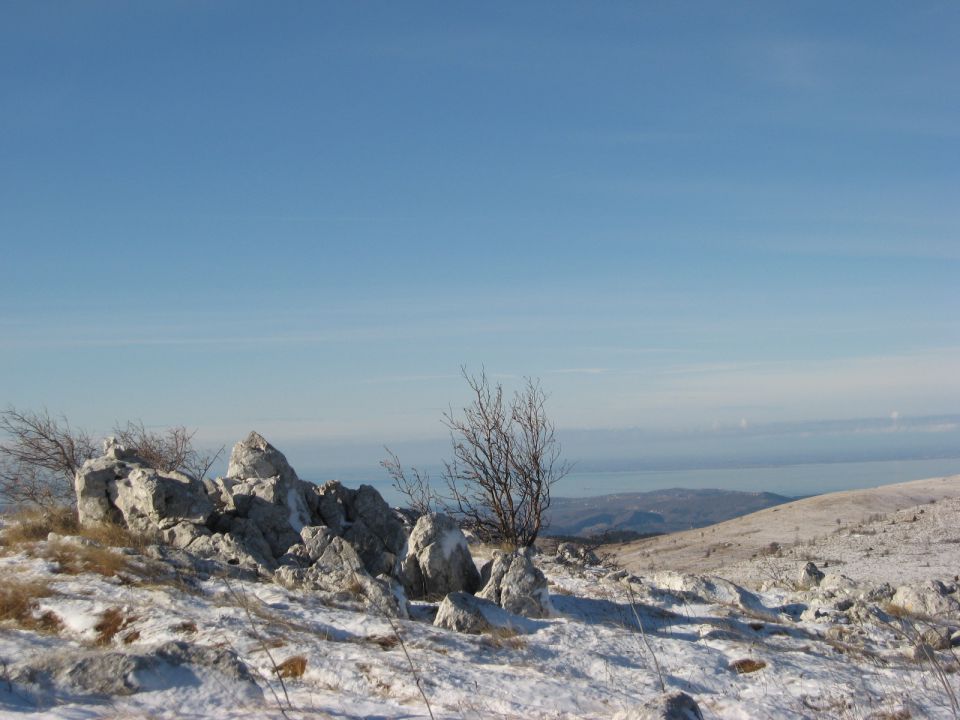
2,488,959,719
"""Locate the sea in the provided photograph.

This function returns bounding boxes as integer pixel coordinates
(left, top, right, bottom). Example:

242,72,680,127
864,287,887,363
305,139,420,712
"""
313,456,960,505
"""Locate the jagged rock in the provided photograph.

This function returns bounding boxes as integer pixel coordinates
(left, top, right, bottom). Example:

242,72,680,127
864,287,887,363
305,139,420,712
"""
75,454,212,535
614,691,704,719
434,591,501,633
401,513,481,599
477,550,552,618
797,561,825,589
891,581,960,619
342,484,407,577
651,572,779,621
226,431,312,532
556,542,600,566
274,536,409,618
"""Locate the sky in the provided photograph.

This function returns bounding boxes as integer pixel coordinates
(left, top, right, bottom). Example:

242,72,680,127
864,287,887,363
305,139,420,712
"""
1,2,958,477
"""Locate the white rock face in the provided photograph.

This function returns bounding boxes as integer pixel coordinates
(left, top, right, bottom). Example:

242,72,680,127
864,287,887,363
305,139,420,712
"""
477,550,553,618
226,431,313,532
401,513,481,599
75,455,213,534
891,580,960,620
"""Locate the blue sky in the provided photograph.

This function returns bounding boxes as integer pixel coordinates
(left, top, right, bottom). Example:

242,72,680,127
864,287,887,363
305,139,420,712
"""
1,2,958,471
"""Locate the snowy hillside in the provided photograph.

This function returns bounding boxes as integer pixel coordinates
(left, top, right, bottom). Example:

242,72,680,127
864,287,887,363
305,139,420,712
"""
2,498,959,719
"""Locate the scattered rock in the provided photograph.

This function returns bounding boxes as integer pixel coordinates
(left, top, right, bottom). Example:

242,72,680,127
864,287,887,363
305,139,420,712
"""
401,513,481,599
614,691,704,719
434,591,501,633
556,542,600,566
477,550,553,618
797,561,825,590
891,581,960,620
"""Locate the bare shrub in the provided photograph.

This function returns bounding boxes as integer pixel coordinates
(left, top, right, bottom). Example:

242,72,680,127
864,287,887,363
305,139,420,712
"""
0,407,223,511
0,408,97,509
380,449,438,515
443,370,569,547
112,420,222,481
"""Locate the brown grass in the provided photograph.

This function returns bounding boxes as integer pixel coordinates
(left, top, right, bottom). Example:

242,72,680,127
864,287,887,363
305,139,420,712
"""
94,607,138,646
41,538,130,577
274,655,307,679
729,658,767,674
0,506,79,546
367,633,401,650
0,579,62,633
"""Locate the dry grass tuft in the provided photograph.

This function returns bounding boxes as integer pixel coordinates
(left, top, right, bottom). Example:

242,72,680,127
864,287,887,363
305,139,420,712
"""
274,655,308,679
0,506,79,546
367,634,401,650
0,579,62,633
78,522,155,550
41,538,130,577
94,607,138,646
729,658,767,674
172,620,198,634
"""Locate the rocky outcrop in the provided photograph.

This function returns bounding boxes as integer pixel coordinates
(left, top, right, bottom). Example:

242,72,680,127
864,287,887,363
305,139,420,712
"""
75,440,213,536
477,549,553,618
401,513,481,599
73,431,409,615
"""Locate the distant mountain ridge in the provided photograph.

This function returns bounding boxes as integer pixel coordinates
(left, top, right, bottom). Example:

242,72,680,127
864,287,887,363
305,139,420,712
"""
546,488,791,538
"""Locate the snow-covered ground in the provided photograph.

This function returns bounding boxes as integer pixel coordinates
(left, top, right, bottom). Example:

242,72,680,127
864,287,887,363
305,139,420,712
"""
2,494,959,719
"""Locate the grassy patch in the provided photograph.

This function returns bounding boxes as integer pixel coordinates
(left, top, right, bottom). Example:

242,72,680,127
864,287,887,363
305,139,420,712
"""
729,658,767,674
0,579,62,633
274,655,307,679
41,538,131,577
94,607,138,646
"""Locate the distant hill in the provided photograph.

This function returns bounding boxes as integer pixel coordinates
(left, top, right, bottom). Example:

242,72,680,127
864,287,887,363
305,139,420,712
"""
545,488,791,537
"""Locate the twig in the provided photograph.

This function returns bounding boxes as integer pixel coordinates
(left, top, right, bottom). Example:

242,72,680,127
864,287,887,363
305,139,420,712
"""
626,585,666,693
222,576,293,718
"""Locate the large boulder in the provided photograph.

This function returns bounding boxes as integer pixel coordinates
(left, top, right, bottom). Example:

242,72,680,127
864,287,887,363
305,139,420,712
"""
891,581,960,620
75,444,212,536
477,550,552,618
401,513,481,599
797,561,825,590
434,591,501,634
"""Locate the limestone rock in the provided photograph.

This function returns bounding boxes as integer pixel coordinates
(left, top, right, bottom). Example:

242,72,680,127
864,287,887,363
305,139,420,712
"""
477,550,552,618
226,431,312,532
434,591,500,633
75,455,212,535
891,581,960,620
797,561,825,590
556,542,600,566
401,513,481,599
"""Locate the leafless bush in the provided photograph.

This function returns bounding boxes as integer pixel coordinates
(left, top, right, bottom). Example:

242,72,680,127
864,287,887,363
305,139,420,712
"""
380,449,439,515
383,371,569,547
113,420,222,481
0,408,97,508
443,369,570,548
0,407,223,510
